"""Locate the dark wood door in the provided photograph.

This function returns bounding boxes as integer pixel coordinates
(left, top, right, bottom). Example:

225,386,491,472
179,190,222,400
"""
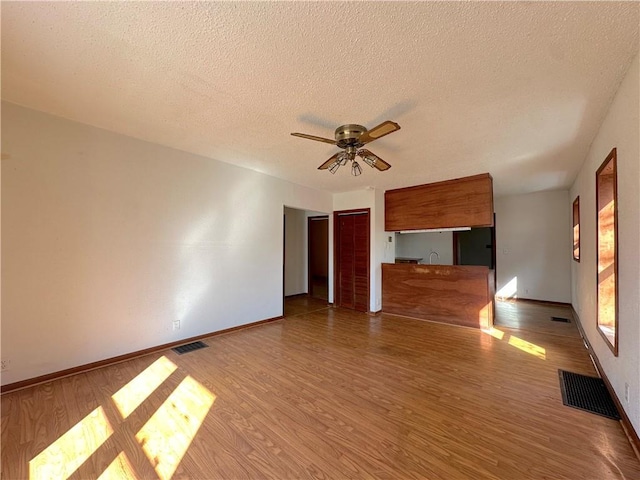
335,210,369,312
338,215,355,309
353,214,369,311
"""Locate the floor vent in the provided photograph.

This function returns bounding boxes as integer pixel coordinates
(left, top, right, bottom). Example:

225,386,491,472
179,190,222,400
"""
551,316,570,323
172,341,208,355
558,370,620,420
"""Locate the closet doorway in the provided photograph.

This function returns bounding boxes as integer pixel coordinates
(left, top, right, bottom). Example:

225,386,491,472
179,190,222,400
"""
334,209,370,312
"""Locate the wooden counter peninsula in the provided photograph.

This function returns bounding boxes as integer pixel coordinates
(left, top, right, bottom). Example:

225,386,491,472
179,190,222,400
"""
382,263,494,329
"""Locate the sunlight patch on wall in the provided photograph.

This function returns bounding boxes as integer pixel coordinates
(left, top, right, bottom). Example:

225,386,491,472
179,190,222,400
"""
226,175,268,247
112,356,178,419
136,375,216,480
173,174,276,322
181,213,219,251
175,213,219,322
29,406,113,480
496,276,517,300
97,452,139,480
173,281,211,325
478,302,493,329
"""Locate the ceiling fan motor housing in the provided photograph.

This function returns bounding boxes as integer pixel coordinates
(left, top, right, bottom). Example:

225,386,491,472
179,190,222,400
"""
291,120,397,172
335,124,366,148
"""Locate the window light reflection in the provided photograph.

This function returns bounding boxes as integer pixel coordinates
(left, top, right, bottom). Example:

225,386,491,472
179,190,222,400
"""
136,375,216,480
112,356,178,419
29,406,113,480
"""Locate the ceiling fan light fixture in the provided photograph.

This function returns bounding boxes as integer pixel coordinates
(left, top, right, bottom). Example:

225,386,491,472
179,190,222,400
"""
292,121,399,175
361,154,377,168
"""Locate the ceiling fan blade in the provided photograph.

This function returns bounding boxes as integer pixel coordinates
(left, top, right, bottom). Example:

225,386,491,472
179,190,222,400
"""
291,132,336,145
318,152,342,170
358,149,392,171
359,121,400,144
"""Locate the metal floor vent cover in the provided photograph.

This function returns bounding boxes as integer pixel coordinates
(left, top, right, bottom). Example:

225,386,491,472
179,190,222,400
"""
551,316,570,323
558,370,620,420
172,341,208,355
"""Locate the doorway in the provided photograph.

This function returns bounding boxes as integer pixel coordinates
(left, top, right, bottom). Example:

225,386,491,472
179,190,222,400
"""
453,214,497,291
453,227,495,268
334,209,370,312
283,207,330,316
308,216,329,300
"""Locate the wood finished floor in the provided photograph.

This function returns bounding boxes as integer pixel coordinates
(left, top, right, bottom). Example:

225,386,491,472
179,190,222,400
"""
2,300,640,479
495,299,581,339
284,295,331,318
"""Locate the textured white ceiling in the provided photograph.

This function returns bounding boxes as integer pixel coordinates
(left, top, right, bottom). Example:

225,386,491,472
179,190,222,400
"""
2,1,638,196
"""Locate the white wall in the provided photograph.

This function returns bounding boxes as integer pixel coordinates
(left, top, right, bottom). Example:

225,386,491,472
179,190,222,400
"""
570,54,639,434
494,190,572,302
1,102,332,385
333,188,393,312
395,231,453,265
283,207,306,296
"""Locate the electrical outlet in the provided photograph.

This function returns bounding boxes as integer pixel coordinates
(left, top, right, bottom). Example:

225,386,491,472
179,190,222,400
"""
1,359,10,371
625,383,630,403
173,320,180,331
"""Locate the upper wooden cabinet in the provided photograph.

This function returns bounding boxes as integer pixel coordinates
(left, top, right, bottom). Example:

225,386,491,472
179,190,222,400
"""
385,173,494,231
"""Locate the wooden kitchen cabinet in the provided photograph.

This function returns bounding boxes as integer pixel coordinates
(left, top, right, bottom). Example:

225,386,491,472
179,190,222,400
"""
385,173,493,231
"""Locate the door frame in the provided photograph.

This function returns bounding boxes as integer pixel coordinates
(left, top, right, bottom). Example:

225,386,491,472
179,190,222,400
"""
333,208,371,312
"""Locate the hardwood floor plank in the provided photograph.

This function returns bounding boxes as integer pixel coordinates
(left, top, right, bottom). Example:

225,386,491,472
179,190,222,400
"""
2,300,639,479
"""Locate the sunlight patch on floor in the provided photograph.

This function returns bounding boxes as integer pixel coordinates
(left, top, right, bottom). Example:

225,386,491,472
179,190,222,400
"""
482,327,546,359
97,452,139,480
112,356,178,419
29,406,113,480
136,375,216,480
482,327,505,340
29,355,217,480
508,335,546,359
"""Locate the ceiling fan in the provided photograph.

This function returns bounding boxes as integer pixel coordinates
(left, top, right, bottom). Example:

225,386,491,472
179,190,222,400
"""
291,121,400,175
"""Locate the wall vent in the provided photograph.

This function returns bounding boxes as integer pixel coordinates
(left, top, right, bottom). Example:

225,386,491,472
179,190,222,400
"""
172,341,208,355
